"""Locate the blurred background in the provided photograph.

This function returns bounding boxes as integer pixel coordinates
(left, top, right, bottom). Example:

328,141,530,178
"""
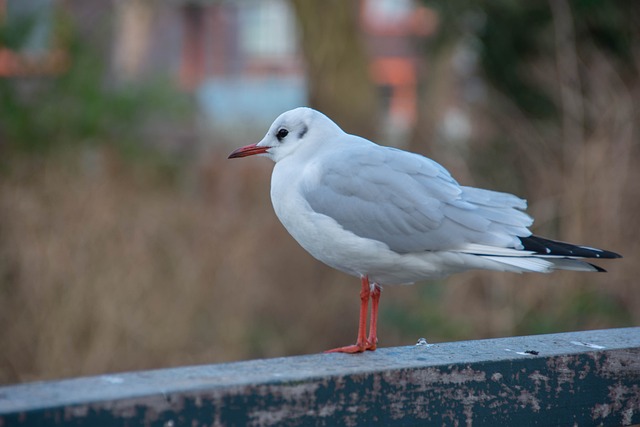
1,0,638,385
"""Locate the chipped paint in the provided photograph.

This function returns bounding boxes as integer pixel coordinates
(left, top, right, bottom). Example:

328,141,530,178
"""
505,348,533,356
571,341,607,349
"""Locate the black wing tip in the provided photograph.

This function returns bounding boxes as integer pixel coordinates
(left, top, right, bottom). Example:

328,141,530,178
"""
520,235,622,259
585,248,623,259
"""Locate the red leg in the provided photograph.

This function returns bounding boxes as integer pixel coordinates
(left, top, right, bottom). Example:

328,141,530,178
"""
366,283,381,351
324,276,371,353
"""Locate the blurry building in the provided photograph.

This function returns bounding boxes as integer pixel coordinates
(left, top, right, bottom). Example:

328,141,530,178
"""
179,1,306,128
174,0,433,135
362,0,435,132
1,0,434,140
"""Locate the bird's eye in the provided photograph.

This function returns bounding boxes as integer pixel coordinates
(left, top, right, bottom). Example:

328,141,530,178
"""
276,128,289,141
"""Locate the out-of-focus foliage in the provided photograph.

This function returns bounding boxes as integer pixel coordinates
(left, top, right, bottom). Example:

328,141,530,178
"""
423,0,638,118
0,15,192,159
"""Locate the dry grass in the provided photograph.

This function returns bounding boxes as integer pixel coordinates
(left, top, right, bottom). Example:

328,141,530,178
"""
1,127,637,385
0,149,363,383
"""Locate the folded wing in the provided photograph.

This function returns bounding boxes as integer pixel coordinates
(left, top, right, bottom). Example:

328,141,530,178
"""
302,144,533,253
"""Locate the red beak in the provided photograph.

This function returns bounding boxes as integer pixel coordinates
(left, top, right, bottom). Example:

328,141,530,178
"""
228,143,269,159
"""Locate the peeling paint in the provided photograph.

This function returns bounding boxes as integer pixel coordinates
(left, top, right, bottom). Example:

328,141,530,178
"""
505,348,535,356
571,341,606,349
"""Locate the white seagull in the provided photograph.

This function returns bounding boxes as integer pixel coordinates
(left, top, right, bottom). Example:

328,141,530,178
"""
228,107,621,354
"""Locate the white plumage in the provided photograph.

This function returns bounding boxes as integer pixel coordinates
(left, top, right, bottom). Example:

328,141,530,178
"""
228,107,620,353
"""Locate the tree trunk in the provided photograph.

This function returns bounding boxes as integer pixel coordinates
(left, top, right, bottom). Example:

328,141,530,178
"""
289,0,379,140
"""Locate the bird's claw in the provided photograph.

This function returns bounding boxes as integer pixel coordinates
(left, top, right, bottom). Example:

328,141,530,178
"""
324,340,376,354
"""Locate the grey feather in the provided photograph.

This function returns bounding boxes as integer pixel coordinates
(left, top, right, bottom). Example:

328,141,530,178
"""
302,144,532,253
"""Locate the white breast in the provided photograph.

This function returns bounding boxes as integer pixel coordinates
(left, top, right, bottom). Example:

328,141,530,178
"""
269,156,471,284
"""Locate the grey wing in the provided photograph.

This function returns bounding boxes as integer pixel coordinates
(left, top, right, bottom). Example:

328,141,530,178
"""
302,146,533,253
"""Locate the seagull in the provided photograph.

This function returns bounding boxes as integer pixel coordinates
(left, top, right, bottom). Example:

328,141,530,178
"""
228,107,621,354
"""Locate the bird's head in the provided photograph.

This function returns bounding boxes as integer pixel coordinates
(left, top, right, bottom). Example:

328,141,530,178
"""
228,107,342,162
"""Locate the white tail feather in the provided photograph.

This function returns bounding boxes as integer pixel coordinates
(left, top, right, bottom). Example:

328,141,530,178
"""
458,243,601,273
481,255,555,273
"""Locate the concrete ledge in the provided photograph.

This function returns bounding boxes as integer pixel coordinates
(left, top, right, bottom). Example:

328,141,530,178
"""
1,327,639,426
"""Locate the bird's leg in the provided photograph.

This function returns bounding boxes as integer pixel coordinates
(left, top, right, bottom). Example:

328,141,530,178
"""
365,283,381,351
324,275,371,353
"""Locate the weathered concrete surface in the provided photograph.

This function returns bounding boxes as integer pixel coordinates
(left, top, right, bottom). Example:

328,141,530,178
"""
1,328,639,426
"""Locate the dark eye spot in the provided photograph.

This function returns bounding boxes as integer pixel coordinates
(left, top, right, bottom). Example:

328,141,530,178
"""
276,128,289,141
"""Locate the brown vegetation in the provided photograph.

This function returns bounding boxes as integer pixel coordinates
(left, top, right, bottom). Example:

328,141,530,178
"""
0,131,636,385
